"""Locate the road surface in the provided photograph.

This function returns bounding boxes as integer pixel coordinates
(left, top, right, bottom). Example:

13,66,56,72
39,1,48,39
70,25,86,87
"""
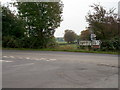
2,50,118,88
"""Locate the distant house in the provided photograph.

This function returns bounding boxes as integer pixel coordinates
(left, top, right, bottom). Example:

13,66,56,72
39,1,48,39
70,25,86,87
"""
56,37,65,42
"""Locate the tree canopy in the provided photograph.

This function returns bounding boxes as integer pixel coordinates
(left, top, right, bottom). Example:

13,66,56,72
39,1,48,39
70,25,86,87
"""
80,30,90,40
2,1,63,48
86,4,119,40
16,2,63,48
2,6,25,38
64,30,77,43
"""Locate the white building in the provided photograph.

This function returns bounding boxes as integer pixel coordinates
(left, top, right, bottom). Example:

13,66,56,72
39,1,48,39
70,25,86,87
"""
118,1,120,19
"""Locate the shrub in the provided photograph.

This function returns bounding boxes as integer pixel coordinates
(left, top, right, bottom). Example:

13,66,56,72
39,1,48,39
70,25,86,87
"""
101,36,120,51
46,38,58,48
2,36,18,48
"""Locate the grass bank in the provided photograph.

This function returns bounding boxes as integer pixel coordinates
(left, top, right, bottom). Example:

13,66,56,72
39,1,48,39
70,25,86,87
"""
2,47,119,55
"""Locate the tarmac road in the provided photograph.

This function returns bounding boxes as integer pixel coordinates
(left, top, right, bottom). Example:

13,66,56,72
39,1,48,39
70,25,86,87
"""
2,50,118,88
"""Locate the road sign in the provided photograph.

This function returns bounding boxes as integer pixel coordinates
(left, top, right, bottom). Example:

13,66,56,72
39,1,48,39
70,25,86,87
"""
79,41,91,46
90,34,96,40
78,40,101,49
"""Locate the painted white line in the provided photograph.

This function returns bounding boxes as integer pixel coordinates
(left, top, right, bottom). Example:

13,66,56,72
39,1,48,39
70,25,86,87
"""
5,61,13,62
39,58,47,60
35,59,41,61
0,60,13,62
0,60,3,62
26,57,30,59
10,56,15,58
49,59,57,61
40,58,46,60
3,56,8,58
12,63,34,67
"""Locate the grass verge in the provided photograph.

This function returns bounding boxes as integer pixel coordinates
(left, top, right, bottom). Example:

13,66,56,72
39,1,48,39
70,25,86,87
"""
2,47,119,55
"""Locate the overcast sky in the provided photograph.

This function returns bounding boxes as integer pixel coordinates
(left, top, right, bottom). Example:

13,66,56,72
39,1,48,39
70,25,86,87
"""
54,0,120,37
1,0,120,37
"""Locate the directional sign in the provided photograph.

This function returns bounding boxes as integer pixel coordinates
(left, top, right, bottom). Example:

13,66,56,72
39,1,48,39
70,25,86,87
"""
79,40,101,48
90,34,96,40
92,40,101,45
79,41,91,46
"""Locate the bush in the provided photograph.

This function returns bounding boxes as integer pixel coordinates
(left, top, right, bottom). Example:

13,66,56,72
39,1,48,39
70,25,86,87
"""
2,36,59,49
77,45,92,51
101,36,120,51
46,38,58,48
2,36,18,48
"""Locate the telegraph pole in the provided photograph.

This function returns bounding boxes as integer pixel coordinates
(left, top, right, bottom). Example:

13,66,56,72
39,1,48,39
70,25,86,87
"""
118,1,120,54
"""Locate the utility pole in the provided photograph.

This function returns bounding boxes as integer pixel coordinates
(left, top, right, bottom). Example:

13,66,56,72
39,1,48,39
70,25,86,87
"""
88,24,96,41
118,1,120,36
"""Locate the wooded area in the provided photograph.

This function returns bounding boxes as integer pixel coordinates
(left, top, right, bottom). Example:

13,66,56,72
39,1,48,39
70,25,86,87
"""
2,2,63,48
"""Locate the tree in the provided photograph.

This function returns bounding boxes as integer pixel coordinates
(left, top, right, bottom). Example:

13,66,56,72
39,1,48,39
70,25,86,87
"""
80,30,90,40
15,2,63,48
64,30,77,43
86,4,119,40
2,6,26,48
2,6,25,38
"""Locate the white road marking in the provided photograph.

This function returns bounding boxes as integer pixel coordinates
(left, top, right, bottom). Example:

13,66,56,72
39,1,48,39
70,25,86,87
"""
49,59,56,61
31,58,57,61
35,59,41,61
0,60,13,62
5,61,13,62
26,57,30,59
12,63,34,67
0,60,3,62
40,58,46,60
3,56,8,58
10,56,15,58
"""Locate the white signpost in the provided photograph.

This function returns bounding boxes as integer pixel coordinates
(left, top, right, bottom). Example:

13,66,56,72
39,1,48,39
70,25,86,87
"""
79,41,91,46
90,34,96,40
79,40,101,49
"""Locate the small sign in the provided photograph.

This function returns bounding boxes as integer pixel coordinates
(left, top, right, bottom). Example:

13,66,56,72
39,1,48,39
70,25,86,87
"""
90,34,96,40
92,40,101,45
79,40,101,48
79,41,91,46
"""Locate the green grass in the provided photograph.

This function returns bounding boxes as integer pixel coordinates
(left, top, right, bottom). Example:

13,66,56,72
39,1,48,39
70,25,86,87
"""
57,41,67,44
2,45,119,55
